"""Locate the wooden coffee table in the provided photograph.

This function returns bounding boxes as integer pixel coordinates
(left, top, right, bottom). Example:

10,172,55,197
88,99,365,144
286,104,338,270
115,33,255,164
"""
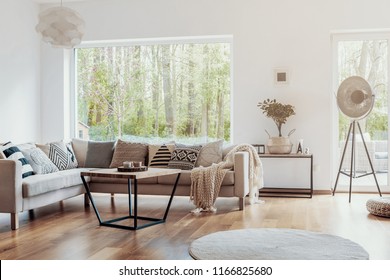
80,168,181,230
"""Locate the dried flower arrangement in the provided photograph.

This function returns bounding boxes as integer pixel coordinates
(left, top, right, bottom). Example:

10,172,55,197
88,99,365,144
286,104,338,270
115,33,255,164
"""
257,99,295,137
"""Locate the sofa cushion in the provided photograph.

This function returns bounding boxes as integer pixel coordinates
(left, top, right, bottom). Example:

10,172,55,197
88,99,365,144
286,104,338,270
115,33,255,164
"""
50,141,78,170
375,152,388,159
167,144,202,170
222,144,237,159
85,140,115,168
1,142,34,178
16,142,37,151
0,143,5,159
22,168,91,197
195,140,223,167
37,141,78,170
71,138,88,167
158,170,235,185
109,140,148,168
36,143,50,156
148,143,175,168
21,147,59,174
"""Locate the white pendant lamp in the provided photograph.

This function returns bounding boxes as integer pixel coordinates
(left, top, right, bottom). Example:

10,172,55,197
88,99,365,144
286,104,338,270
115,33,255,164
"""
36,0,85,49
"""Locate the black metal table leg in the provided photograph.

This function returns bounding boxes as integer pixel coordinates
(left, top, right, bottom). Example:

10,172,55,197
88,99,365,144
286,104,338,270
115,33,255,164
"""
81,172,181,230
81,175,103,224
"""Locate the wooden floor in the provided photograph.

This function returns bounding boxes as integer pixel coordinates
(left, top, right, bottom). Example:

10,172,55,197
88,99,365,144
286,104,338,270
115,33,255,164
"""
0,192,389,260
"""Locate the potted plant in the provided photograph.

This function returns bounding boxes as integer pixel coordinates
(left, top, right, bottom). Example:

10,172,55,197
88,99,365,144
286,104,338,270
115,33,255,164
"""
257,99,295,154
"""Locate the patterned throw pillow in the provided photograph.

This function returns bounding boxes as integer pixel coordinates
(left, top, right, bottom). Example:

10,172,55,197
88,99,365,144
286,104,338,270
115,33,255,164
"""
1,142,34,178
109,140,148,168
21,147,59,174
148,143,175,168
195,140,224,167
47,141,78,171
167,144,202,170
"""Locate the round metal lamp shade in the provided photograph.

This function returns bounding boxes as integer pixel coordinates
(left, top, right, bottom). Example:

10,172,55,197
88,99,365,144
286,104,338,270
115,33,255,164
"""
337,76,375,120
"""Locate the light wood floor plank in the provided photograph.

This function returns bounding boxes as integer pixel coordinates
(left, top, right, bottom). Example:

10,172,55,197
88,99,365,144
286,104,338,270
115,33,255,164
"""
0,193,389,259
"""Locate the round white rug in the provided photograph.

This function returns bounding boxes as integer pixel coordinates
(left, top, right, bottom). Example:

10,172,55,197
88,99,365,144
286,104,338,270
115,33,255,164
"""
189,228,369,260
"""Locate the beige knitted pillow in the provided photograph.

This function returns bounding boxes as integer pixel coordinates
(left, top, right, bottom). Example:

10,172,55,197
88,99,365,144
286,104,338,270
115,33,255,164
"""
109,139,148,168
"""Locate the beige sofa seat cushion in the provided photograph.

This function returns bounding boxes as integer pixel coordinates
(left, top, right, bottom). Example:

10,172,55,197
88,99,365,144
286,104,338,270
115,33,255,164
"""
90,176,158,185
158,170,235,185
22,168,90,197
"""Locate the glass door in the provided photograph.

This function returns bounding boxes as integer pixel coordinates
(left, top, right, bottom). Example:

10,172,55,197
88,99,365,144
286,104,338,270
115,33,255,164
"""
334,35,389,190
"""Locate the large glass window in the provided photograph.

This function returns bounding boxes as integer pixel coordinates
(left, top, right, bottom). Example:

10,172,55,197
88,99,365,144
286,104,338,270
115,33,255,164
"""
74,39,232,144
338,40,388,143
334,36,389,188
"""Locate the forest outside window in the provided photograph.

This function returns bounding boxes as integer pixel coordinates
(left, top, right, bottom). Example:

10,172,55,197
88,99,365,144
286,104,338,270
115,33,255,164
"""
74,38,232,144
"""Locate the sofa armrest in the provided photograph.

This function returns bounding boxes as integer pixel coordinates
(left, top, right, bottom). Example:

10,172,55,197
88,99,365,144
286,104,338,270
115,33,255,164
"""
0,159,23,213
233,151,249,198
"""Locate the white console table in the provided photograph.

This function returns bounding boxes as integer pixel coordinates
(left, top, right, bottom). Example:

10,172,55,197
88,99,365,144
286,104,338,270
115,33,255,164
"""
258,153,313,198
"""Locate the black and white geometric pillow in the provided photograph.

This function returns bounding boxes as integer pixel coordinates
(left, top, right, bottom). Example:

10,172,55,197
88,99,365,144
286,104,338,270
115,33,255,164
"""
1,142,34,178
167,144,202,170
66,143,78,169
49,141,78,171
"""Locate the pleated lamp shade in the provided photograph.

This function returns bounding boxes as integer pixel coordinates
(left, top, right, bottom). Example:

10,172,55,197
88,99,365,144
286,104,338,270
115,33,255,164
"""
36,6,85,49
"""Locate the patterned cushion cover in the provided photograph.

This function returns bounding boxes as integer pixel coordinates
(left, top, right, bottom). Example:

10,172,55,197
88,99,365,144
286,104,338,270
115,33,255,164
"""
109,140,148,168
366,197,390,217
1,142,34,178
21,147,59,174
167,144,202,170
148,143,175,168
38,141,78,171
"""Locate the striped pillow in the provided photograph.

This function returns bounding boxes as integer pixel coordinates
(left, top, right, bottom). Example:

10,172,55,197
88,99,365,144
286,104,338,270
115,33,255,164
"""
1,142,34,178
148,144,175,168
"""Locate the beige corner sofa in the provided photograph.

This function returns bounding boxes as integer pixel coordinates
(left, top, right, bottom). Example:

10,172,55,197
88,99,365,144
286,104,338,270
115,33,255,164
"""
0,139,251,230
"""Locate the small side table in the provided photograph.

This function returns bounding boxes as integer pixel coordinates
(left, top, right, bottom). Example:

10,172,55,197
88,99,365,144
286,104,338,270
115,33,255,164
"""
258,153,313,198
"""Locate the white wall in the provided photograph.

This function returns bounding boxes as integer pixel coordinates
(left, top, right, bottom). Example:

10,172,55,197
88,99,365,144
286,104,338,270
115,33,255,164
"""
0,0,41,144
40,0,390,190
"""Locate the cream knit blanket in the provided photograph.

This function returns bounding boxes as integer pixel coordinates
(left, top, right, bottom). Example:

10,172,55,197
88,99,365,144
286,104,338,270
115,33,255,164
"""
190,144,263,212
